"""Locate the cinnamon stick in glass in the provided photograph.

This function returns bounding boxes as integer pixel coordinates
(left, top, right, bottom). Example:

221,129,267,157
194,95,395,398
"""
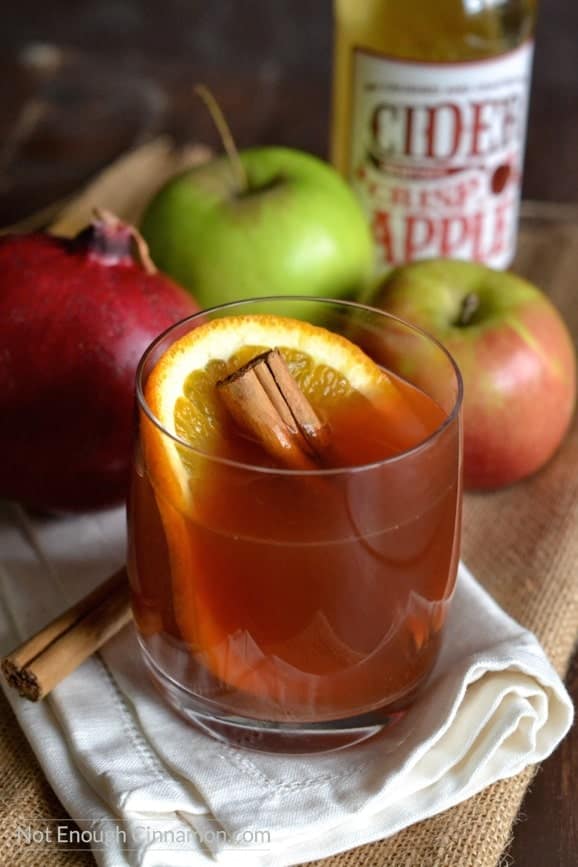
217,348,330,468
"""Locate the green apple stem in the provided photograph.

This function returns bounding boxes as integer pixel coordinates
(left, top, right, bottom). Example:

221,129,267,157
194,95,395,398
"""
457,291,480,327
195,84,248,195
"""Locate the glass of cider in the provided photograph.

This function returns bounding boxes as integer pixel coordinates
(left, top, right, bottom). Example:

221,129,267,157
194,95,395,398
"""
128,297,463,753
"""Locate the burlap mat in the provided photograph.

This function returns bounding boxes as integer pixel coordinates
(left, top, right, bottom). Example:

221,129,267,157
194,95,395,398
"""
1,204,577,866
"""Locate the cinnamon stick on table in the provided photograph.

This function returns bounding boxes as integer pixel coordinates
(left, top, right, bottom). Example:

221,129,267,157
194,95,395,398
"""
2,349,328,701
2,568,131,701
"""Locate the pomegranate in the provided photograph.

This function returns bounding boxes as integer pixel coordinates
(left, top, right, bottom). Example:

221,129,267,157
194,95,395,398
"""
0,211,199,511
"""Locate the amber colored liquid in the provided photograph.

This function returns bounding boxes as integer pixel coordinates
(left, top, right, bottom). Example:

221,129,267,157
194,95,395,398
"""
128,373,461,723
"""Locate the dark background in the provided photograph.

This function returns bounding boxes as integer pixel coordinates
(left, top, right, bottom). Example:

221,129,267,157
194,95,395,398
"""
0,2,577,865
1,0,578,224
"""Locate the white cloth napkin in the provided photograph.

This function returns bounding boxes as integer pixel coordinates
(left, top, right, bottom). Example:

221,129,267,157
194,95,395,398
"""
0,502,573,867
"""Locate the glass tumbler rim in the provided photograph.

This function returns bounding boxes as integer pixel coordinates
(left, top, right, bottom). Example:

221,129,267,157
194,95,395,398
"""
135,295,463,477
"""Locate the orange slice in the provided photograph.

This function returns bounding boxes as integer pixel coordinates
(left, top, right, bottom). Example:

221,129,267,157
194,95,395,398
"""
143,313,426,507
140,314,433,714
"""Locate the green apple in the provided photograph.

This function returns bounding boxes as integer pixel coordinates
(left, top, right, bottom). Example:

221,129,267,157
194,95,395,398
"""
141,147,373,308
369,258,576,490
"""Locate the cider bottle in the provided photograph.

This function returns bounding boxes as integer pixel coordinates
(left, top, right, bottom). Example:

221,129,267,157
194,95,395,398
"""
330,0,537,270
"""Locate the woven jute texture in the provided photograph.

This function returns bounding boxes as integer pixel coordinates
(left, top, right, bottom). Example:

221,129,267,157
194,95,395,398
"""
1,209,577,867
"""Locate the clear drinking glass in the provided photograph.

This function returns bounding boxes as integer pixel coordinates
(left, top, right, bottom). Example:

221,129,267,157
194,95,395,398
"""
128,297,463,753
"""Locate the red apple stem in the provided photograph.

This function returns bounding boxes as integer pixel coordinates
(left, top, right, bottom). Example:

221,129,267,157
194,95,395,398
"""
457,292,480,327
194,84,247,195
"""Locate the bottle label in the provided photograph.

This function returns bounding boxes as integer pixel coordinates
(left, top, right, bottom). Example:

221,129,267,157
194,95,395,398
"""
349,43,534,270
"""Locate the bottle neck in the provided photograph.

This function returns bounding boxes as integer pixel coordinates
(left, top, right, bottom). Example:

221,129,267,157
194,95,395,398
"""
333,0,536,63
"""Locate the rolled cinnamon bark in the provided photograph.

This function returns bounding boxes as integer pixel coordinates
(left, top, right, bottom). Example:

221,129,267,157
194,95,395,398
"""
216,348,330,469
2,568,131,701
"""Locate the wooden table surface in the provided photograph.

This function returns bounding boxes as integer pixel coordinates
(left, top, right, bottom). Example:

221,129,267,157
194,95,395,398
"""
1,2,577,864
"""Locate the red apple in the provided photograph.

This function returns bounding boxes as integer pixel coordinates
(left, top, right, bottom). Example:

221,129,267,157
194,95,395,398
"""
369,259,576,489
